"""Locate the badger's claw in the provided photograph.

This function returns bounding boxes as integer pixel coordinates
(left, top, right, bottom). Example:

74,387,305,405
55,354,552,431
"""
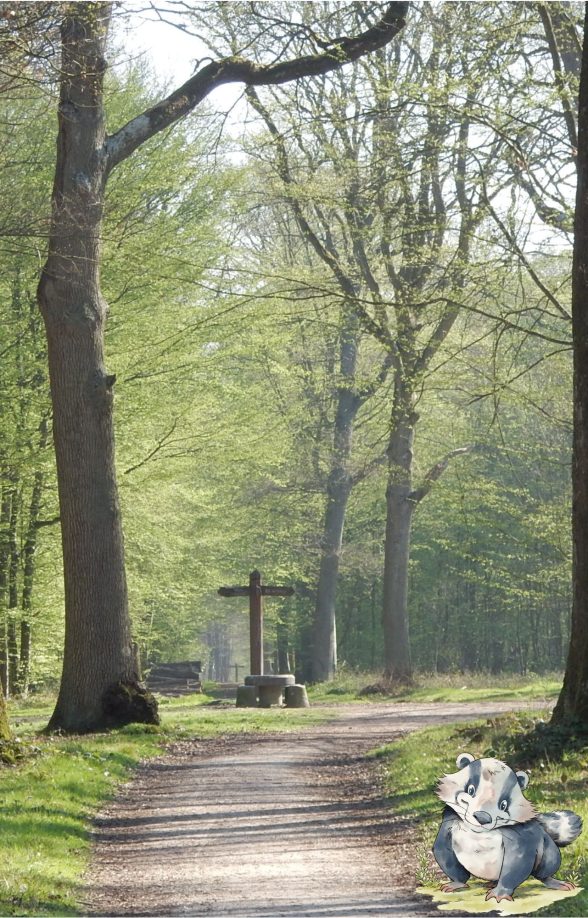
542,878,576,891
485,890,514,903
440,881,468,893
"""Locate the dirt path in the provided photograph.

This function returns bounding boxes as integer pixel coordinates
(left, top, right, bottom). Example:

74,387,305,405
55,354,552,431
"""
82,701,547,917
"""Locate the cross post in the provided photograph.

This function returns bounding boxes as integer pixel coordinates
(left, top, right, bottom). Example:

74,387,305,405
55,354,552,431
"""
218,570,294,675
249,569,263,675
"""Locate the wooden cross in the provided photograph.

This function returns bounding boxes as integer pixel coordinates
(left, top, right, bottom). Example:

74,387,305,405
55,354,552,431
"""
218,570,294,675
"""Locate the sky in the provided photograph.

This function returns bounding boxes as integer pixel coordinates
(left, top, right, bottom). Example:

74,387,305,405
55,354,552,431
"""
118,7,199,86
112,3,243,111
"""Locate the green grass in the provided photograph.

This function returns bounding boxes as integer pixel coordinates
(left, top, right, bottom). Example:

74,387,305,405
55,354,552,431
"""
307,669,562,705
374,712,588,916
0,731,162,915
0,692,327,916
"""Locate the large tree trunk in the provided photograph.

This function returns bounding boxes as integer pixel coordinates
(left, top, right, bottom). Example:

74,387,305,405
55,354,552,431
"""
311,311,361,682
382,380,416,682
552,4,588,726
37,3,156,732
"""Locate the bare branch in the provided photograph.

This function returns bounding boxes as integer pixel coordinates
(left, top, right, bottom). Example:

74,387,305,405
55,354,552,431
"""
105,2,408,170
408,446,474,504
124,419,179,475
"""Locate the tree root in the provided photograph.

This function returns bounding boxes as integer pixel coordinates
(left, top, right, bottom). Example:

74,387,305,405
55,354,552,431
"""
102,680,160,727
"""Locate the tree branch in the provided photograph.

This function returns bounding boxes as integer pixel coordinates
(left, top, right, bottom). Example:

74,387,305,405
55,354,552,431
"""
105,2,409,170
537,2,578,150
34,516,61,529
408,446,474,504
246,84,402,361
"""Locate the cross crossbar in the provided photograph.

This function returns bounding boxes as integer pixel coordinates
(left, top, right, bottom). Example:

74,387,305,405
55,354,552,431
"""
218,585,294,598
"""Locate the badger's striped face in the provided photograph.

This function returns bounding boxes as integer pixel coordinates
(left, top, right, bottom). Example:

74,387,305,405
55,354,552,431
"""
437,753,536,832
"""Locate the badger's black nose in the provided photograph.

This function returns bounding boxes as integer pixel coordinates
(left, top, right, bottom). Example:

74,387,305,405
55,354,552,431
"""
473,810,492,825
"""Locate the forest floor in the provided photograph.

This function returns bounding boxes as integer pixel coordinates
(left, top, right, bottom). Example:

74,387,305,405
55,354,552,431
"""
81,700,548,918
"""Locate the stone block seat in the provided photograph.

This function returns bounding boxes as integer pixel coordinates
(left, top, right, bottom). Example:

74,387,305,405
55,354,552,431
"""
244,673,295,707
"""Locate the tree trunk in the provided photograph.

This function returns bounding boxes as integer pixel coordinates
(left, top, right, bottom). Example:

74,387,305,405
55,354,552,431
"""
276,617,291,673
312,482,347,681
553,4,588,726
0,682,9,741
382,381,416,682
0,483,12,695
7,485,19,694
37,3,157,732
19,448,47,693
311,310,361,682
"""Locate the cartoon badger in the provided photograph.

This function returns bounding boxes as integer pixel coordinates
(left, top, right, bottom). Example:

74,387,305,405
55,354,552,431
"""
433,752,582,903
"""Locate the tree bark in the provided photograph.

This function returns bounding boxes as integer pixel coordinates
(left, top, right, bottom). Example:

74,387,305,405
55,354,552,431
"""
311,311,361,682
0,483,12,695
382,379,417,681
0,682,9,741
276,617,291,674
7,484,19,695
552,3,588,726
38,4,156,732
18,422,48,694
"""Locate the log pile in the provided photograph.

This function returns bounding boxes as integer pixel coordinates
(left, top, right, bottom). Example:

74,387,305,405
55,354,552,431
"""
146,661,202,696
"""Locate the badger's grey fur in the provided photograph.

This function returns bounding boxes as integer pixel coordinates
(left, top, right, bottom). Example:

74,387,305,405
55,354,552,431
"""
538,811,583,846
433,752,582,903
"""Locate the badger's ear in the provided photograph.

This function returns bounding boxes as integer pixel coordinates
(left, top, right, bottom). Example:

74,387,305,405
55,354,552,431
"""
516,770,529,790
456,752,475,769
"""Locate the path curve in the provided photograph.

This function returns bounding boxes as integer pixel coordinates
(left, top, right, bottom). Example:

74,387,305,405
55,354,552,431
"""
83,700,547,917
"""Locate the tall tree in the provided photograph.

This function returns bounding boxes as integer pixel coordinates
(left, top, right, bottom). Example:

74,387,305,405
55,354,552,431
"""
553,2,588,726
245,82,390,682
238,3,511,682
38,1,408,731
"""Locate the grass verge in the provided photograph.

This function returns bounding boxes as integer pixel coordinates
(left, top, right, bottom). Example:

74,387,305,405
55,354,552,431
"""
374,711,588,916
307,669,562,705
1,692,327,916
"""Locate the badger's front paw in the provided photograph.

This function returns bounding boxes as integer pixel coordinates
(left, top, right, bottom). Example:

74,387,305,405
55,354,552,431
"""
440,881,469,892
485,888,514,903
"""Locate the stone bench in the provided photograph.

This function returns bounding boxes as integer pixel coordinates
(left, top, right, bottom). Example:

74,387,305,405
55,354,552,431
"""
236,675,310,708
245,674,294,707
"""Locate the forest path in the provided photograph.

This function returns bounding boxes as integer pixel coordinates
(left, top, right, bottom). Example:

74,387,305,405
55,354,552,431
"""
82,700,546,917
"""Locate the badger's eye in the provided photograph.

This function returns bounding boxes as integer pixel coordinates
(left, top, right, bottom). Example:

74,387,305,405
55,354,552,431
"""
467,784,476,797
499,799,508,812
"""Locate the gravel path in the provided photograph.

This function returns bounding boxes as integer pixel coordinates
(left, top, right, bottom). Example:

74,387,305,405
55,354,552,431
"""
82,700,547,917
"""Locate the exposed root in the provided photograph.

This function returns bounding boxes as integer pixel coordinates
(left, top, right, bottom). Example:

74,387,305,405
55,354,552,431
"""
102,680,160,727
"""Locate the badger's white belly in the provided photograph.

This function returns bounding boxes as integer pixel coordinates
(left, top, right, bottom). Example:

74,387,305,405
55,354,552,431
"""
453,823,504,881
